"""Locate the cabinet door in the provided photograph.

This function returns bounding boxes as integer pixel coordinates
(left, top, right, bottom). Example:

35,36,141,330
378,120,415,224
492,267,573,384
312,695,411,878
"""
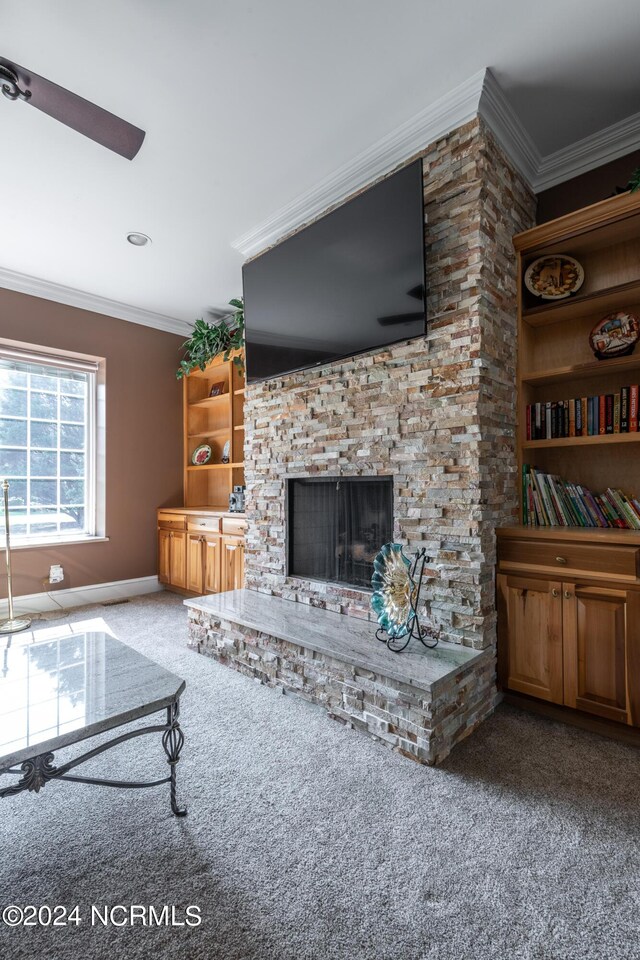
170,531,187,589
186,534,204,594
221,536,245,593
497,574,563,703
563,584,631,724
203,534,221,594
158,529,171,584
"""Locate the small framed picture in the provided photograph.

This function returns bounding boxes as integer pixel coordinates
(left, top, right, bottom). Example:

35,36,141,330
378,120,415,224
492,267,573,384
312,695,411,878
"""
209,382,225,397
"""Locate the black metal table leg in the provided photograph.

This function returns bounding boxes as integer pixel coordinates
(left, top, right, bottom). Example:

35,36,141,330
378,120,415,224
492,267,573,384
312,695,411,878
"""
162,700,187,817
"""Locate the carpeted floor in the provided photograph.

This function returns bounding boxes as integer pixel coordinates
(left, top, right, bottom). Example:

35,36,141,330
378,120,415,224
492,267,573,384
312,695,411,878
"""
1,592,639,960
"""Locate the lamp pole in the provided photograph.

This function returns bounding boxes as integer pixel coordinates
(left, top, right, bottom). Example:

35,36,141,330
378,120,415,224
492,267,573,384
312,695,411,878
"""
1,479,31,634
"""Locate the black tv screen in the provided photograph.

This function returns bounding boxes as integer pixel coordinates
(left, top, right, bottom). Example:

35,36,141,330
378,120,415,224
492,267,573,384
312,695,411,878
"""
242,159,426,383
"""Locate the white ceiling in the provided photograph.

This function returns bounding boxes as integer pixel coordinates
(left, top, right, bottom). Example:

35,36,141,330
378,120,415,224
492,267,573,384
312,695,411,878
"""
2,0,640,331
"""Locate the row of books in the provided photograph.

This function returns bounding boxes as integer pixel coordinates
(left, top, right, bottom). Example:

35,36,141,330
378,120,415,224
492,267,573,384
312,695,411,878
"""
522,466,640,528
526,386,639,439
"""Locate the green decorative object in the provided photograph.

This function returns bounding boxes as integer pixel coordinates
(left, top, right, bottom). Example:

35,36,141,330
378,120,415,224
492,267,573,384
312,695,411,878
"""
629,167,640,194
371,544,440,653
176,298,244,380
371,543,417,640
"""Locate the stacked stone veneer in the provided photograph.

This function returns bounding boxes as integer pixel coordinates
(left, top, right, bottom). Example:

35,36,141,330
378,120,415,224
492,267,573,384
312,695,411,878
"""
190,116,535,763
187,606,495,765
243,117,535,649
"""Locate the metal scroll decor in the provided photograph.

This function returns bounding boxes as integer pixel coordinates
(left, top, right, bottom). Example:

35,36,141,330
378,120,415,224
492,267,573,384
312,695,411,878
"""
371,544,440,653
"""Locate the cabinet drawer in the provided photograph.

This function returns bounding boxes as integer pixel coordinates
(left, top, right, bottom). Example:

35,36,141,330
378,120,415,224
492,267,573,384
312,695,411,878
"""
157,513,187,530
499,538,639,579
188,517,221,534
222,517,246,536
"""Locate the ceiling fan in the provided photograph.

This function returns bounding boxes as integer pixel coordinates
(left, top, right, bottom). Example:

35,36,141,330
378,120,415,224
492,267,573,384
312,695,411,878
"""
0,56,145,160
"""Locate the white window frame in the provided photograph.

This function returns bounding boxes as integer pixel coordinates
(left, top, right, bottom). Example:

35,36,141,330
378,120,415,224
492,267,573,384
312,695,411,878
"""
0,339,107,549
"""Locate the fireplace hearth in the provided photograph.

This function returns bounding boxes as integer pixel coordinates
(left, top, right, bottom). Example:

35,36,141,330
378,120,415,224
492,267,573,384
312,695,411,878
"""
287,477,393,589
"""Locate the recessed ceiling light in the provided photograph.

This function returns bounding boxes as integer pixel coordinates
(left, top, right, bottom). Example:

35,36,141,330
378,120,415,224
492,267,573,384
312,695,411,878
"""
126,232,151,247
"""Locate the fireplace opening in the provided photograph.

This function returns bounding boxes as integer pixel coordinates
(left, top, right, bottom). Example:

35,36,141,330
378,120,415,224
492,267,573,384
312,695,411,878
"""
287,477,393,589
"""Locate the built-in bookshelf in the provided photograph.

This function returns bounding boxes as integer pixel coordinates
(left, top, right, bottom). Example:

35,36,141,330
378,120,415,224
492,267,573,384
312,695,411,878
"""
514,191,640,526
183,350,245,509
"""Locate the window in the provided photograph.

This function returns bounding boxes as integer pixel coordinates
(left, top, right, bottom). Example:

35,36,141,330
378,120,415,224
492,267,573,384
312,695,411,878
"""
0,344,103,545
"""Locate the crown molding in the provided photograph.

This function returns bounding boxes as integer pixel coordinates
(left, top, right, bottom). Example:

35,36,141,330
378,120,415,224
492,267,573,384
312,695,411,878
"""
0,266,192,336
231,69,640,260
232,68,488,258
478,68,541,188
534,109,640,192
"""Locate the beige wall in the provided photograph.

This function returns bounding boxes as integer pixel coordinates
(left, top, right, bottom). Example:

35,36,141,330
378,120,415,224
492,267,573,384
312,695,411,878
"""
0,287,184,598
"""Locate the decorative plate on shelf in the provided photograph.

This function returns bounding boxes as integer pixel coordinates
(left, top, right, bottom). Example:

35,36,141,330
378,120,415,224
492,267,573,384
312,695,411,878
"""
370,543,417,640
589,310,640,360
524,255,584,300
191,443,212,465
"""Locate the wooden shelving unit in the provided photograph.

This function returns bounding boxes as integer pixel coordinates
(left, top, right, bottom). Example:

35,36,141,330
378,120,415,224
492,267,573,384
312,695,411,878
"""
496,191,640,737
515,190,640,511
182,351,245,509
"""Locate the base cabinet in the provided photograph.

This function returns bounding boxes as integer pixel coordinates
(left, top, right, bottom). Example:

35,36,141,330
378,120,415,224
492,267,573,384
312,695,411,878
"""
158,528,186,589
221,536,245,592
158,511,245,596
497,530,640,730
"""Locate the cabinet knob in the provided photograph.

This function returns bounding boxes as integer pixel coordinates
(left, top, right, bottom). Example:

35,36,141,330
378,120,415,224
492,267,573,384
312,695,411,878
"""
551,589,559,598
564,590,573,599
555,556,567,564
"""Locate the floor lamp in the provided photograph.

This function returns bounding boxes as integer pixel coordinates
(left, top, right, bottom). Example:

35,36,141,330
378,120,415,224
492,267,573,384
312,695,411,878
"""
1,479,31,634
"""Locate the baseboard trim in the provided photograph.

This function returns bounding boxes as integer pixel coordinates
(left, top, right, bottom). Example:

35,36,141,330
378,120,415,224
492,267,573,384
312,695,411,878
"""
1,575,162,617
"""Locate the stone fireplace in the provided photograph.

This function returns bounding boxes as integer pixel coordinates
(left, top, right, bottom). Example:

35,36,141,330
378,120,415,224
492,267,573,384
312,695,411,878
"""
287,476,393,589
187,116,536,764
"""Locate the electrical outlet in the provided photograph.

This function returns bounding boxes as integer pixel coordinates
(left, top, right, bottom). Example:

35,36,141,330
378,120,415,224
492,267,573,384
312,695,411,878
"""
49,564,64,584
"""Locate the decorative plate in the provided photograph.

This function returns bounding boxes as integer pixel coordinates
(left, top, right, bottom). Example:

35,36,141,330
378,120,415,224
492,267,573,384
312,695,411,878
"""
524,255,584,300
191,443,212,465
371,543,417,640
209,381,226,397
589,310,640,360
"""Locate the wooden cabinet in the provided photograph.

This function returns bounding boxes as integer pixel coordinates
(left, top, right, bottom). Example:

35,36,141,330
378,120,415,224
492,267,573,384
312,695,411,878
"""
157,509,245,596
203,534,222,594
158,525,186,589
497,529,640,729
497,574,563,703
169,530,187,589
563,584,633,723
221,536,245,592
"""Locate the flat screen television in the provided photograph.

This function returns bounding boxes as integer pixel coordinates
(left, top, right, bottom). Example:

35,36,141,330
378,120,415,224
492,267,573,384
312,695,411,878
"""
242,159,426,383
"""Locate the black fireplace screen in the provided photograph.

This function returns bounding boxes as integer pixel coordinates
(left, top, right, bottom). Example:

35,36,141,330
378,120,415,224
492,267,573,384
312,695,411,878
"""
287,477,393,588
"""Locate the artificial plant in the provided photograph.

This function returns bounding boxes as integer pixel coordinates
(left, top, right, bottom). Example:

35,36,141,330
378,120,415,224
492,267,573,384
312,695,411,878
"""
176,298,244,379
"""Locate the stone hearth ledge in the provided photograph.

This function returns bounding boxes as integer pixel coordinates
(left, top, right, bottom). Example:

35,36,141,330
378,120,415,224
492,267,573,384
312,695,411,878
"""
185,590,496,765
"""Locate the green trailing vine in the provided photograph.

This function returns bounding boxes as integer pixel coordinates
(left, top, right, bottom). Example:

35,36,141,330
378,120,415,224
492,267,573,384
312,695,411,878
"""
176,298,244,380
629,167,640,193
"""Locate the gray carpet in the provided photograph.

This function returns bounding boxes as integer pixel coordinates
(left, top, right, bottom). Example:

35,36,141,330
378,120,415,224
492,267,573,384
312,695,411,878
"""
1,592,639,960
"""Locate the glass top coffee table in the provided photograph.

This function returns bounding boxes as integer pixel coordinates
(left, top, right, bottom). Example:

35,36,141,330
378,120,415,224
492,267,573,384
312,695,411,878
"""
0,630,187,816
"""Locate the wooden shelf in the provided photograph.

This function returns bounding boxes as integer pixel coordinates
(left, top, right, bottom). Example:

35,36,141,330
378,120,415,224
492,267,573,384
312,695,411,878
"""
234,388,245,396
186,462,243,471
188,393,230,409
188,427,230,440
522,353,640,386
234,424,245,431
522,279,640,328
522,432,640,450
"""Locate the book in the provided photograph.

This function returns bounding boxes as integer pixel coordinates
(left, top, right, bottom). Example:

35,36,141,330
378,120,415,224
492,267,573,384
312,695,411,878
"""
569,400,576,437
599,395,606,435
605,394,614,434
575,398,583,436
631,385,639,432
621,387,629,432
614,393,620,433
522,465,640,529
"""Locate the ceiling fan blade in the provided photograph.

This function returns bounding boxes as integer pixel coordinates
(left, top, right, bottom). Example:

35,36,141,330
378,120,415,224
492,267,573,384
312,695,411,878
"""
0,57,145,160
